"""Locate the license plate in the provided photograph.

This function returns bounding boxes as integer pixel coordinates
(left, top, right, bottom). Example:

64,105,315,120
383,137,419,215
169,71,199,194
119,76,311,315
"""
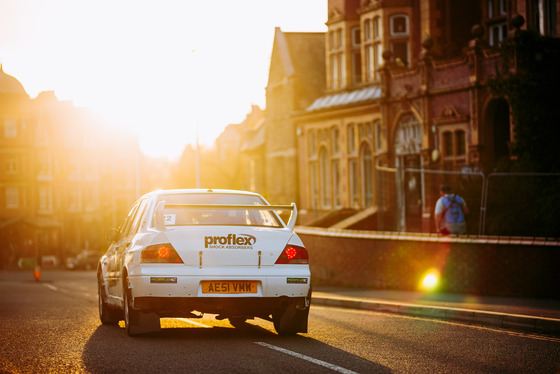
201,281,257,294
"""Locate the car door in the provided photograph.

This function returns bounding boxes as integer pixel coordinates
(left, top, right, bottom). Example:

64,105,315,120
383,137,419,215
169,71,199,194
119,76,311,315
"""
114,198,150,299
106,200,143,297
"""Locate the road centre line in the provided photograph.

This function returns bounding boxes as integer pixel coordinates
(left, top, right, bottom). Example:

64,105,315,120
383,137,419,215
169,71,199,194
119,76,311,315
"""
44,284,58,292
254,342,359,374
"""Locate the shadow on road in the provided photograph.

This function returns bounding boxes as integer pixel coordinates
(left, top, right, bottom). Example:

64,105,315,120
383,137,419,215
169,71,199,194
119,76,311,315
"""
82,322,390,373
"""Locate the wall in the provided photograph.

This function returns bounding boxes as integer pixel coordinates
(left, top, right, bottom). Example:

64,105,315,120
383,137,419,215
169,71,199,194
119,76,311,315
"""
296,226,560,298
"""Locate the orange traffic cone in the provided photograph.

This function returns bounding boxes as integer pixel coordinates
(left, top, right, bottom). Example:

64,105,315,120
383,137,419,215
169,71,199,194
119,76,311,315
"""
33,265,42,281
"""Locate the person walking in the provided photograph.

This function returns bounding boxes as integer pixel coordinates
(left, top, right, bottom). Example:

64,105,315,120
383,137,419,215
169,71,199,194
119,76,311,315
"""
435,184,469,235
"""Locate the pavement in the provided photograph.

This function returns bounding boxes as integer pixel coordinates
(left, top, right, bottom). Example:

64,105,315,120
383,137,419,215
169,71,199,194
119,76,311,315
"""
313,287,560,337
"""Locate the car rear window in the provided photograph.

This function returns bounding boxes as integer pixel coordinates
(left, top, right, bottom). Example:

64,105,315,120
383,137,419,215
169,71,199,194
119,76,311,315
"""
155,193,284,227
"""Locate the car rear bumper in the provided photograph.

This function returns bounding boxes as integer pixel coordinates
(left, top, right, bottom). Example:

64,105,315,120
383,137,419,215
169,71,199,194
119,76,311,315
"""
129,274,309,296
133,295,308,317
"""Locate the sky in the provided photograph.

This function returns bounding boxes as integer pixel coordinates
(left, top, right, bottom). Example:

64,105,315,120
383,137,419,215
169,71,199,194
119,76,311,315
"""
0,0,327,160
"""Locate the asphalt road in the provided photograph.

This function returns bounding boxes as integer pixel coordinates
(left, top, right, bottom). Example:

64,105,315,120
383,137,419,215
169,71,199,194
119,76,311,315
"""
1,270,559,373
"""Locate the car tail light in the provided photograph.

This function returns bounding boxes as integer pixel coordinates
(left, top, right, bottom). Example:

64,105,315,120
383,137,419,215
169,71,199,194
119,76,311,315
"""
141,243,183,263
275,245,308,264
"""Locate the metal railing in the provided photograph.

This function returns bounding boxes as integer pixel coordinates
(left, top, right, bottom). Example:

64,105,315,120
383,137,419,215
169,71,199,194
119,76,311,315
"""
375,166,560,238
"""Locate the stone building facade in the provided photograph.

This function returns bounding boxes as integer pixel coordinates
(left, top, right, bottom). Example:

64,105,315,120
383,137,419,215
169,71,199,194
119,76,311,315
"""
264,27,326,205
290,0,559,231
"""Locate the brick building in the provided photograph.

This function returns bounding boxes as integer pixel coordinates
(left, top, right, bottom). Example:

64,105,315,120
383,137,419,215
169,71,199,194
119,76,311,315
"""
263,27,326,205
287,0,559,231
0,66,140,267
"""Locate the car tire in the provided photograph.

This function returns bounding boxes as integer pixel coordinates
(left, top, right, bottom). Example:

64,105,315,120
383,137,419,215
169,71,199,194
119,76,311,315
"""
124,279,160,336
98,280,121,325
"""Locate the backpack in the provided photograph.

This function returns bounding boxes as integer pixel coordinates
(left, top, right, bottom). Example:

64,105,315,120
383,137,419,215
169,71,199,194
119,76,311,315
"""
444,195,464,224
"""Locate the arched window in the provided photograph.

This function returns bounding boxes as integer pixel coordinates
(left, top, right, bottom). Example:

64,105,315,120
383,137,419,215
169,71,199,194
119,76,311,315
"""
395,114,422,156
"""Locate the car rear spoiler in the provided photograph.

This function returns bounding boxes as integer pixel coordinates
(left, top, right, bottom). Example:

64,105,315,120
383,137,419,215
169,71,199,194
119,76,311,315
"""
153,202,298,232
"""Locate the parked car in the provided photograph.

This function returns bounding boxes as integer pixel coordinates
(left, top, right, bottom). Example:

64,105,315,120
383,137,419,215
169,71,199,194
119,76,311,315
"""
66,251,102,270
97,189,311,336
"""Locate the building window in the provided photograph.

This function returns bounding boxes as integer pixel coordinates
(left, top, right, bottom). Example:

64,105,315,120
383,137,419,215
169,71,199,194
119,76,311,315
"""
390,14,409,36
38,153,52,179
487,0,495,17
364,19,372,41
332,160,341,208
532,0,558,36
329,28,344,89
361,143,374,208
499,0,507,14
374,17,381,39
441,128,467,164
489,23,507,46
351,26,362,85
388,14,410,66
545,0,558,36
352,51,362,85
332,126,340,155
349,159,359,208
4,120,17,138
319,147,331,209
395,114,422,156
486,0,508,45
330,53,344,89
456,130,466,156
308,130,317,158
5,187,19,208
391,40,409,66
373,44,381,80
374,120,382,152
364,17,382,82
309,162,319,210
39,185,53,213
443,131,453,157
348,124,357,155
352,27,361,47
365,45,374,81
5,156,18,174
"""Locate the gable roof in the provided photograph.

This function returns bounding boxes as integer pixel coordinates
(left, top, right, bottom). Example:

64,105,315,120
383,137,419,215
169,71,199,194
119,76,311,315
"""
267,27,326,109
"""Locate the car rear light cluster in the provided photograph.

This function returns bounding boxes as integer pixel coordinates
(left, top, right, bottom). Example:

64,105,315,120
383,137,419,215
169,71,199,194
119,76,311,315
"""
141,243,183,263
275,245,309,264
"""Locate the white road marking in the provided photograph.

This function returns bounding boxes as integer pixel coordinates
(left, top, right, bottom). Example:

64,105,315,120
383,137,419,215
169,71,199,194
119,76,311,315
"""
254,342,359,374
176,318,211,328
44,284,58,292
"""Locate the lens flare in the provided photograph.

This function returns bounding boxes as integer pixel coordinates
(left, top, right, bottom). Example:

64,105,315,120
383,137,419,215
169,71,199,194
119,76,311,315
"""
420,269,439,291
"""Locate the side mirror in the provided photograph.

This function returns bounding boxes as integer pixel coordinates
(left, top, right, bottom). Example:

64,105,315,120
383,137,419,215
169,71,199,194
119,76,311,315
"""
106,228,119,243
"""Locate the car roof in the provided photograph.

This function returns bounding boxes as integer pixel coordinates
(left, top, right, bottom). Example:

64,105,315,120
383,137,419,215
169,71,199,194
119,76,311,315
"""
141,189,262,199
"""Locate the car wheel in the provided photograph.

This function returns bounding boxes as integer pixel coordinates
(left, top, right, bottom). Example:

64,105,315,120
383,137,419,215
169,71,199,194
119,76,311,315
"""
273,303,309,336
123,279,160,336
98,280,120,325
123,284,139,336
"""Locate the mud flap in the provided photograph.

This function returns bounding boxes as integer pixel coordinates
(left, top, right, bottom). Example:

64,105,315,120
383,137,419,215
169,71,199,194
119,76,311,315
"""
273,298,310,335
127,311,161,336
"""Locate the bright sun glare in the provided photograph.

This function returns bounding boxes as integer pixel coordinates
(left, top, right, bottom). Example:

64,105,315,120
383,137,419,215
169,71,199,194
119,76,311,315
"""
0,0,327,160
420,269,440,292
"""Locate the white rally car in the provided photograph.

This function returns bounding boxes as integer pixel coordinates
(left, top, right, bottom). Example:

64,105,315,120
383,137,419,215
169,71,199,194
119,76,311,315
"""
97,189,311,336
